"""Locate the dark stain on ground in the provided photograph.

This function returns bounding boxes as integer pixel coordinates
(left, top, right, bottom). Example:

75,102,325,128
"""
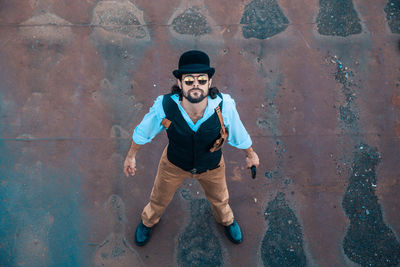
341,86,357,104
317,0,362,36
334,60,354,87
177,199,223,267
261,192,307,267
385,0,400,34
180,188,192,200
172,7,212,36
342,143,400,266
257,69,286,180
99,43,136,77
332,56,360,130
240,0,289,39
94,5,147,39
264,168,282,180
265,171,274,179
331,55,400,266
111,245,125,257
90,42,142,125
26,40,65,54
339,105,358,125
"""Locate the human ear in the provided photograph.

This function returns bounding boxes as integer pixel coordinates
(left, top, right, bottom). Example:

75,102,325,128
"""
177,79,182,89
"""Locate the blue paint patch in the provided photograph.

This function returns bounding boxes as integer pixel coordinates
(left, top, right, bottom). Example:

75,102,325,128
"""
0,90,16,136
0,141,90,266
0,142,16,266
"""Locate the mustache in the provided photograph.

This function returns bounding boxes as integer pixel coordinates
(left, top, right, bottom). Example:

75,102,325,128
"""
188,88,204,92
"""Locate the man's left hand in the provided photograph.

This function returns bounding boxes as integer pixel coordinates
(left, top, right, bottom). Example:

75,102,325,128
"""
245,149,259,169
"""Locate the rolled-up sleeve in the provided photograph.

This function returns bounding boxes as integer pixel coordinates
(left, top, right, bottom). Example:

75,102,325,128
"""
132,95,165,145
221,94,252,149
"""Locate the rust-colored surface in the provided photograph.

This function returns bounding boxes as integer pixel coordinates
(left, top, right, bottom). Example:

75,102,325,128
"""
393,92,400,107
1,0,400,266
396,124,400,137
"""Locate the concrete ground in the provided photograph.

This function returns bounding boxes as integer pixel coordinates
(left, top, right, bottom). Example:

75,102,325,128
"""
1,0,400,266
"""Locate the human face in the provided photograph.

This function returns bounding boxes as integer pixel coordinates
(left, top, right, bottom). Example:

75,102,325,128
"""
178,73,211,104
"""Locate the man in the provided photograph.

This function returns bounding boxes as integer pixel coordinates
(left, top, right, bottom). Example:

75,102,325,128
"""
123,50,259,246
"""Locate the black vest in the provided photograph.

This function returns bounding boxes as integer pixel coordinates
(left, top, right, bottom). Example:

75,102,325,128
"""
162,93,223,174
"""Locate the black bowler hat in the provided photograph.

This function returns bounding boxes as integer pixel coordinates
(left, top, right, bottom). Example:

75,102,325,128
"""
172,50,215,79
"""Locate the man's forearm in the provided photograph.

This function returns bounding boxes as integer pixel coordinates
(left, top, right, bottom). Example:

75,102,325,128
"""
127,140,142,158
243,146,255,157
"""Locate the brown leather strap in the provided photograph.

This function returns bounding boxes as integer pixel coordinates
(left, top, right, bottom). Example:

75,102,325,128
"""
161,118,171,128
215,106,227,138
209,106,228,152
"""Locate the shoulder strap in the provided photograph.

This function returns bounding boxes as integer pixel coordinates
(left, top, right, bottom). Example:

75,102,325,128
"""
215,106,227,136
161,93,175,128
215,93,227,137
161,118,171,128
217,93,223,109
209,94,228,152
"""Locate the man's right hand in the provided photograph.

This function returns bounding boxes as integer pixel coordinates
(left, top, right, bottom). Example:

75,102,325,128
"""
123,156,137,177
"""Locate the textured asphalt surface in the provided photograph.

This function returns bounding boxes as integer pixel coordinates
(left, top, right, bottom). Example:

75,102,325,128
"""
1,0,400,266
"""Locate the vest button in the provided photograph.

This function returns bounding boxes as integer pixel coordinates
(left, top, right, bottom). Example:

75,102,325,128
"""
190,168,197,174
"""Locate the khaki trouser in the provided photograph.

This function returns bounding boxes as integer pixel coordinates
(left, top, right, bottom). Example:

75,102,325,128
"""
141,146,234,227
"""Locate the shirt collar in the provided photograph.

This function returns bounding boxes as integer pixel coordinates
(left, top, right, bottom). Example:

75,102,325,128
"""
170,93,222,130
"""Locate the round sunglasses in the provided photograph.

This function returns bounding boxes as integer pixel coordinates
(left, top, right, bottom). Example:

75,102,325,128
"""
182,75,209,86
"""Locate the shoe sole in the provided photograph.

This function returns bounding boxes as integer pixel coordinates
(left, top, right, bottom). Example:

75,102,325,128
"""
224,228,243,244
134,239,148,246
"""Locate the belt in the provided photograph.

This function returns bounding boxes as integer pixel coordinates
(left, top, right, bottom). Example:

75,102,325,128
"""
189,165,220,174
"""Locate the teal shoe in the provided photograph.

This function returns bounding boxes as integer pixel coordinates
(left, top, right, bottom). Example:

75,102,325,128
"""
224,219,243,244
135,221,153,246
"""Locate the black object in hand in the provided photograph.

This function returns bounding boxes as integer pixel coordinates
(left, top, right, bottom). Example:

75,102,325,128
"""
251,165,256,179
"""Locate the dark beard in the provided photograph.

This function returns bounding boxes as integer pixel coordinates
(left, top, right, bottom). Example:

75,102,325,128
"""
183,88,207,103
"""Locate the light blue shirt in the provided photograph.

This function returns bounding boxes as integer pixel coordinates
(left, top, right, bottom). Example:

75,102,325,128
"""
132,93,252,149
